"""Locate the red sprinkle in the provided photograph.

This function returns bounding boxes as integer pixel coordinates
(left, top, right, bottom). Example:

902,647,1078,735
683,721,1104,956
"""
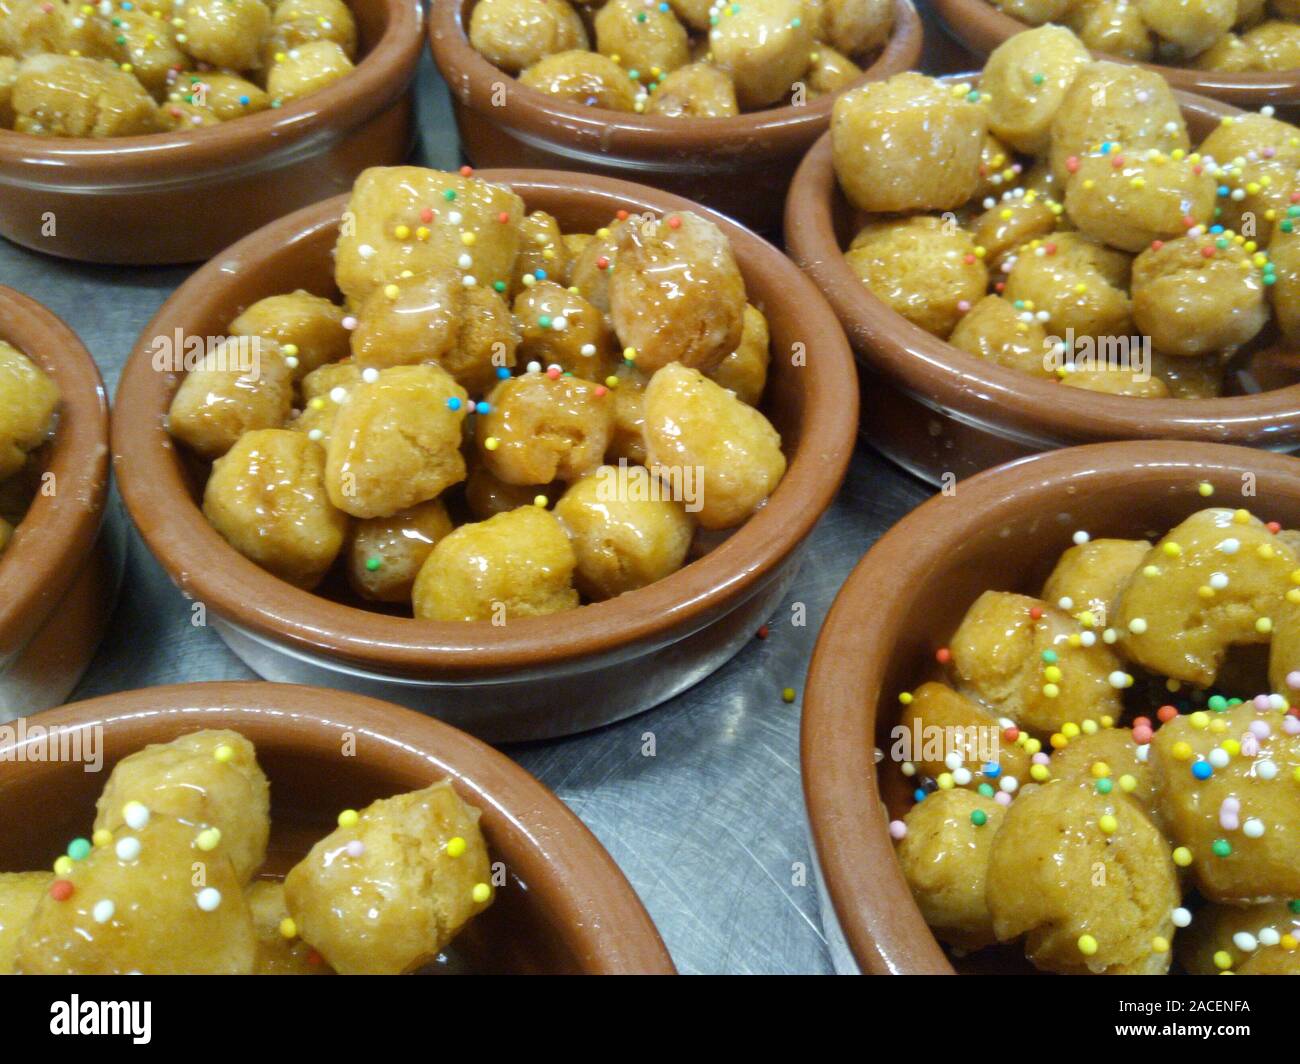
1028,606,1044,620
936,647,951,665
1066,156,1080,173
1111,156,1124,168
994,281,1006,293
420,207,435,223
1291,191,1300,203
1201,246,1216,258
1157,704,1178,723
308,950,325,966
1133,716,1152,729
667,215,682,229
616,210,630,221
1132,724,1154,744
1151,240,1164,251
756,624,770,640
1044,242,1057,255
546,366,562,379
1183,215,1197,228
596,255,610,270
459,165,474,177
1192,165,1203,175
963,254,976,265
594,385,608,397
1268,521,1282,534
1003,726,1019,742
497,212,510,224
50,880,74,902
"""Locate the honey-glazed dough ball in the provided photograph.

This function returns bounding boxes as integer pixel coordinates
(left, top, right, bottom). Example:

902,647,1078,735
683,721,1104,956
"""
1202,115,1300,247
1244,18,1300,69
1270,593,1300,696
1047,727,1160,823
895,789,1005,950
1116,507,1299,686
568,219,626,311
1180,901,1300,974
1060,367,1170,397
1003,232,1133,341
832,73,987,213
822,0,893,55
950,590,1127,736
514,281,617,379
15,814,256,974
554,465,695,599
204,429,347,588
1240,0,1268,25
845,216,988,340
595,0,690,77
971,132,1016,201
167,339,293,460
512,210,569,295
606,366,648,464
707,303,769,405
709,0,812,108
995,0,1075,20
349,269,461,369
464,462,559,519
0,340,58,481
94,729,271,884
266,0,358,61
1065,152,1217,253
986,780,1177,974
949,294,1052,378
1069,0,1156,60
1199,111,1300,173
469,0,588,74
180,0,270,71
230,290,349,379
805,45,861,97
0,0,96,57
1041,537,1151,623
1132,235,1268,358
1192,32,1258,69
667,0,715,30
94,11,188,98
477,372,612,484
12,54,160,136
335,168,524,308
1138,0,1235,55
176,71,269,121
609,211,746,374
246,881,329,975
1151,350,1226,398
284,781,493,974
1150,703,1300,903
413,505,579,620
646,61,739,116
442,285,520,395
518,50,643,111
347,499,454,603
266,39,354,102
326,364,469,519
982,25,1091,155
0,873,50,975
971,193,1059,271
896,681,1033,784
642,362,785,530
1048,62,1189,186
291,360,361,448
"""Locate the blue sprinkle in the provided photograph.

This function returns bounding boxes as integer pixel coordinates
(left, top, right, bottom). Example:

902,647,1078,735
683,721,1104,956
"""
1210,224,1224,234
496,366,511,379
239,95,250,106
913,789,927,802
446,397,462,411
1192,761,1213,780
1217,185,1230,197
475,401,491,415
983,762,1001,778
535,269,546,280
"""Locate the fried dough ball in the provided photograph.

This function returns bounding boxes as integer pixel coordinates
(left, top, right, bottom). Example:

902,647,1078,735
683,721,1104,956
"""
667,0,715,30
996,0,1075,20
845,216,988,340
970,193,1059,271
948,294,1053,378
180,0,271,71
0,873,51,975
94,729,271,884
0,340,58,481
204,429,347,588
177,71,268,120
1201,114,1300,247
972,132,1016,201
512,210,570,295
518,50,642,111
349,269,461,369
896,681,1033,785
1192,31,1257,69
609,211,746,374
1270,593,1300,697
985,780,1178,974
283,781,493,974
167,339,293,460
95,11,188,98
347,499,454,603
266,39,354,102
707,303,770,405
1241,17,1300,68
1003,232,1134,341
895,789,1005,950
1180,901,1300,974
595,0,689,76
568,219,625,311
1138,0,1236,55
1070,0,1156,60
291,360,362,449
1064,153,1217,253
514,281,617,379
469,0,588,74
709,0,812,108
230,290,349,379
804,45,861,97
1115,508,1299,686
646,61,739,116
1151,350,1227,398
0,517,12,554
443,286,520,395
476,372,613,484
822,0,893,55
1059,367,1170,397
1047,727,1160,824
982,25,1092,154
246,882,329,975
1041,537,1151,624
0,0,99,57
412,505,579,621
12,54,160,137
949,590,1127,736
554,465,695,599
464,461,559,519
325,363,469,519
1150,703,1300,903
606,367,649,464
15,814,257,974
832,72,987,213
1131,235,1269,357
269,0,358,60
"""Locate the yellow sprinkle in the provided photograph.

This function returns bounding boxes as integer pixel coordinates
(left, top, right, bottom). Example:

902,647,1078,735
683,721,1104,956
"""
1258,543,1275,560
1077,610,1097,628
1030,763,1050,782
337,809,360,828
308,397,325,411
1067,633,1083,647
533,495,548,507
1223,738,1241,755
195,827,222,852
604,375,620,389
1190,711,1209,729
1062,722,1080,738
1233,508,1251,524
1283,934,1299,950
1198,585,1216,600
1044,665,1062,683
1197,482,1214,497
460,232,476,246
1209,719,1228,734
937,772,955,790
623,346,637,361
484,436,500,451
1173,846,1193,867
1024,738,1042,755
54,856,74,876
383,283,400,300
92,829,113,847
214,744,234,763
416,226,430,241
472,882,491,904
446,836,467,858
1152,936,1170,953
1172,741,1193,761
1098,814,1118,835
279,917,298,939
1078,934,1099,956
898,691,914,705
1214,950,1234,971
1043,683,1061,699
1257,617,1273,634
1050,732,1068,749
1090,761,1110,779
1119,774,1137,793
1162,542,1182,557
1082,719,1099,735
393,224,410,240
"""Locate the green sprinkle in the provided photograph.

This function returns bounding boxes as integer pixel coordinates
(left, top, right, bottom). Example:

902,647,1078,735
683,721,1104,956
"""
977,783,995,798
1289,900,1300,914
365,557,382,572
971,810,988,826
1041,649,1058,664
67,838,92,861
538,315,552,329
444,189,457,201
493,280,506,292
1212,838,1232,857
1032,72,1045,85
1208,694,1228,712
1095,778,1113,795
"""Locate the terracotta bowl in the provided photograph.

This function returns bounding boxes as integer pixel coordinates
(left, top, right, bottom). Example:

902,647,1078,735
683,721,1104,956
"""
0,286,116,719
0,0,423,265
111,170,858,743
787,82,1300,485
932,0,1300,111
428,0,923,234
0,681,674,973
802,440,1300,975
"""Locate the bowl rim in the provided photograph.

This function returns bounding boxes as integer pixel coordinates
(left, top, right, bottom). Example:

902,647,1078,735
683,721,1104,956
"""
0,0,424,185
784,82,1300,449
0,286,110,662
110,168,859,676
428,0,924,163
801,439,1300,975
930,0,1300,104
3,679,675,974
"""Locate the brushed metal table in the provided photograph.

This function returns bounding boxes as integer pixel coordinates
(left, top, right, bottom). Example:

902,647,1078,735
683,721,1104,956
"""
0,53,934,975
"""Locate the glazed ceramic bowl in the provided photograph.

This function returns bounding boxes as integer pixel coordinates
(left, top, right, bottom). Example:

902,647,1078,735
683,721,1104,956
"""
802,440,1300,974
932,0,1300,111
787,82,1300,485
111,170,858,743
0,0,423,265
428,0,923,234
0,286,116,719
0,681,674,973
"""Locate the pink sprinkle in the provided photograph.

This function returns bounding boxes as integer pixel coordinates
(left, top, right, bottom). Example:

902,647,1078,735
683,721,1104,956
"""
957,300,971,313
341,315,357,330
1133,724,1153,744
1219,797,1240,831
1254,694,1272,710
1250,720,1272,740
546,366,562,379
1283,716,1300,735
1287,670,1300,690
345,840,365,858
1032,752,1050,765
888,820,907,840
995,791,1013,806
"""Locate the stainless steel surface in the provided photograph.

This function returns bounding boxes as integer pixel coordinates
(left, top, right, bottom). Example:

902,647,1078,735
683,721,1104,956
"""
0,54,932,974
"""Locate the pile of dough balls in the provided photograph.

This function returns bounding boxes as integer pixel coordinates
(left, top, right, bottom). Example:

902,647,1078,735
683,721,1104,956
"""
0,339,60,556
991,0,1300,74
467,0,894,116
166,165,787,622
889,498,1300,974
1,728,494,975
0,0,359,137
831,24,1300,400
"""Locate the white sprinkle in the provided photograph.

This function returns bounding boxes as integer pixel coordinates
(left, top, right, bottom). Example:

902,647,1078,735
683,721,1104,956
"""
285,356,299,370
1257,759,1278,780
1217,538,1241,554
92,899,115,924
196,887,222,912
1137,744,1150,763
458,253,473,269
1209,572,1229,590
1172,907,1192,928
448,211,463,225
329,386,348,404
551,315,569,331
357,243,375,260
1108,671,1130,688
307,428,324,442
462,275,477,287
1127,618,1147,635
526,361,542,373
900,762,916,777
115,837,141,862
1073,530,1090,545
580,343,597,357
1000,776,1018,793
1209,748,1230,769
1259,927,1281,946
1233,932,1258,952
1103,628,1119,645
952,767,973,786
1080,631,1097,647
1057,597,1074,610
361,368,379,384
123,802,150,831
1243,817,1265,838
944,752,963,771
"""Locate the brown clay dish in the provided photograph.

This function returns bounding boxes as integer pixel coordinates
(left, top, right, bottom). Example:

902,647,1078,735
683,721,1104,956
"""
111,169,859,743
428,0,924,234
786,83,1300,484
0,285,114,718
0,0,423,265
801,440,1300,975
0,680,674,973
